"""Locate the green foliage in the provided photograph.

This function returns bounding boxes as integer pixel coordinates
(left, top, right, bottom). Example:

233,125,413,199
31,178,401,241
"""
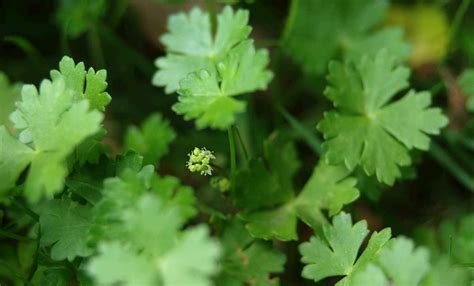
87,195,220,286
124,113,176,165
299,212,391,284
459,68,474,112
39,199,93,261
2,1,473,286
1,79,103,202
283,0,409,74
318,51,448,185
154,6,272,130
0,72,21,129
55,0,107,38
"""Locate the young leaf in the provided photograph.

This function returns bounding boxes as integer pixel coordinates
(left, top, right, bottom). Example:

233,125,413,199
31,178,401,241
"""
87,195,220,286
421,257,471,286
159,226,221,286
296,160,359,220
87,242,159,286
0,126,33,197
283,0,396,74
218,220,286,286
377,237,430,286
1,79,103,202
50,56,111,111
439,214,474,264
124,113,176,165
318,51,448,185
174,40,272,130
154,6,272,129
458,68,474,112
0,72,21,128
39,199,93,261
299,212,391,284
153,6,251,93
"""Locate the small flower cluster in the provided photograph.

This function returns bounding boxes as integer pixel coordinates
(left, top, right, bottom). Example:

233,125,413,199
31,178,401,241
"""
186,147,216,176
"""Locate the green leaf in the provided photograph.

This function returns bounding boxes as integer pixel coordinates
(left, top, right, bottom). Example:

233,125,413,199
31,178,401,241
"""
153,6,251,93
318,51,448,184
122,194,184,257
439,214,474,264
2,79,103,202
88,194,220,286
39,199,93,261
159,226,221,286
458,68,474,112
422,257,470,286
174,40,272,130
151,175,197,221
86,242,159,286
243,203,298,241
0,126,33,197
218,220,286,286
345,28,410,64
39,267,73,286
74,128,109,166
234,158,293,212
263,131,301,192
154,6,272,129
90,159,196,244
283,0,389,74
0,72,22,128
350,264,388,286
296,160,359,219
299,212,391,284
124,113,176,165
55,0,107,38
377,237,430,286
50,56,111,111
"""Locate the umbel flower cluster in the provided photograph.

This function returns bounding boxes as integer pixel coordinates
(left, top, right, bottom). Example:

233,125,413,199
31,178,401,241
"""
186,147,216,175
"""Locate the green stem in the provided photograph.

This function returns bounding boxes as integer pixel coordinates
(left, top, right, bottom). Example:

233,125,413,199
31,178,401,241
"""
277,105,323,155
228,127,237,191
0,229,34,242
280,0,298,44
88,25,105,68
27,225,41,283
429,141,474,192
233,126,249,161
11,198,39,222
449,0,472,51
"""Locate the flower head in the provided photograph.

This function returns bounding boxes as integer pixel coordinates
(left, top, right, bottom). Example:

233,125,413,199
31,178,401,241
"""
186,147,216,176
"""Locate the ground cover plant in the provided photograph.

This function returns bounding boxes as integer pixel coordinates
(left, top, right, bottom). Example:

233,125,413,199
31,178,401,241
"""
1,0,474,285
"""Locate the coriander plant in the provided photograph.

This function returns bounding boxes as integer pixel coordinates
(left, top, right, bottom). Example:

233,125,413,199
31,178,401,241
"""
1,0,474,285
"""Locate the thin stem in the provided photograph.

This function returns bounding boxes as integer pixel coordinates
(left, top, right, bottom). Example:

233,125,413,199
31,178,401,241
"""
88,25,105,68
11,198,39,222
277,105,323,155
27,225,41,282
228,127,237,191
429,141,474,192
449,0,472,51
280,0,298,45
233,126,249,161
0,229,35,242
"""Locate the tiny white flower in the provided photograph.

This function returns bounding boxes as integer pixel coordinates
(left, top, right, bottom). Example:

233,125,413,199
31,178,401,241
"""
186,147,216,176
